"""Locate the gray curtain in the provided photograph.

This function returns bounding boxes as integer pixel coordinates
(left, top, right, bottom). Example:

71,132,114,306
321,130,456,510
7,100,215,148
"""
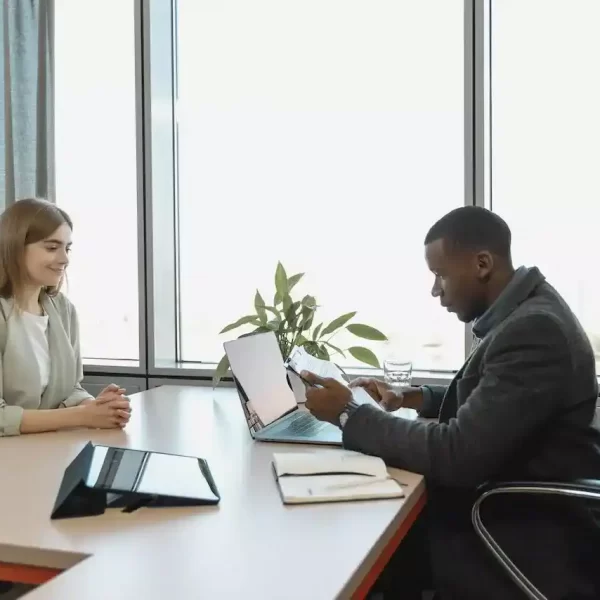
0,0,54,208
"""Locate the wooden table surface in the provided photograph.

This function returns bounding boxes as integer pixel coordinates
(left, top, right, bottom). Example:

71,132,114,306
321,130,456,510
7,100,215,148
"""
0,385,425,600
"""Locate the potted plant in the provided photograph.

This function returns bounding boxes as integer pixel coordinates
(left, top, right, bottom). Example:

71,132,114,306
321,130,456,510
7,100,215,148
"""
213,262,388,387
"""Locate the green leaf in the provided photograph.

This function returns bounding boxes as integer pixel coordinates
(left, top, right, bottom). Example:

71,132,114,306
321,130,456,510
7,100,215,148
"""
282,294,292,315
262,305,282,321
321,312,357,337
348,346,380,368
256,305,283,322
298,298,316,332
254,290,267,324
312,323,323,340
287,272,304,292
300,312,314,332
323,341,346,358
301,295,316,309
274,291,283,306
317,344,330,360
267,319,280,331
302,341,320,357
346,323,388,341
285,301,301,331
275,262,288,297
219,315,260,334
295,334,308,346
212,354,230,388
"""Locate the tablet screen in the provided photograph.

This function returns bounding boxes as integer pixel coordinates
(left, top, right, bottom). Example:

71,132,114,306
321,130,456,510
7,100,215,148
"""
85,445,219,502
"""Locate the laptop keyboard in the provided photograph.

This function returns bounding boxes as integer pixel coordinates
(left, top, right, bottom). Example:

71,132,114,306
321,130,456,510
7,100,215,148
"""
274,412,329,437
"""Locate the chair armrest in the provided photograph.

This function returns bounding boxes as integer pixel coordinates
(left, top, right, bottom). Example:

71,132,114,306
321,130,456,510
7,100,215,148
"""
477,479,600,502
472,478,600,600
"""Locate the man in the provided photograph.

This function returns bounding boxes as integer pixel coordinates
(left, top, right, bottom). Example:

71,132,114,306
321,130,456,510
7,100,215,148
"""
302,206,600,600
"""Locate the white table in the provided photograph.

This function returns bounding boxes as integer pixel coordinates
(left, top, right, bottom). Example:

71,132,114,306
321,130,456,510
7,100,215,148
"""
0,386,426,600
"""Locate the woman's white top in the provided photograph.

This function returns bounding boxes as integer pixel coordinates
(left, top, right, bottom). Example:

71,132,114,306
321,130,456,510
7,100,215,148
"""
20,311,51,393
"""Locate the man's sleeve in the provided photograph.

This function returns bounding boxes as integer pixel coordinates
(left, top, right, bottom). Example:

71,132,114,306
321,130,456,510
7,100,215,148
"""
342,313,570,486
419,385,447,417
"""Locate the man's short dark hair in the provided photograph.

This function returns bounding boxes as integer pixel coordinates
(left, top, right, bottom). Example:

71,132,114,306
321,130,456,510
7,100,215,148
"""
424,206,512,258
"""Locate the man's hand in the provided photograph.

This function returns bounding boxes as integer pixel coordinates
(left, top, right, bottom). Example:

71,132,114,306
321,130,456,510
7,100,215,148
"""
349,378,424,412
301,371,352,425
349,377,403,411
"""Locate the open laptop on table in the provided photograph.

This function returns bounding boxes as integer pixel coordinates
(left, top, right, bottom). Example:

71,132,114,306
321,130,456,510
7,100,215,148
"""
224,332,342,446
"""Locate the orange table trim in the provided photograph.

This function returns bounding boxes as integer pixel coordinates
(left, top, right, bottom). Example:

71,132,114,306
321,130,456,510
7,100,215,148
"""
352,490,427,600
0,562,62,585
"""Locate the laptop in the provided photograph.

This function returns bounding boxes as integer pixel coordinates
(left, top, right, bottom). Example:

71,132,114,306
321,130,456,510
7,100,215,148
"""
224,332,342,446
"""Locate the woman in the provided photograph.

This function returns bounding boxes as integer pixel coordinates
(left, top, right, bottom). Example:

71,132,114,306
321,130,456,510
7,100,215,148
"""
0,198,131,436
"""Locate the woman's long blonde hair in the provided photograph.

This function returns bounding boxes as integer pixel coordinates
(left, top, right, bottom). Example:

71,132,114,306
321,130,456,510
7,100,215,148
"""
0,198,73,302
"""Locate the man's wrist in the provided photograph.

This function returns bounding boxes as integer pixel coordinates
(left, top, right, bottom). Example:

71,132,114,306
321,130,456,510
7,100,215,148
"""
400,386,425,411
338,399,361,429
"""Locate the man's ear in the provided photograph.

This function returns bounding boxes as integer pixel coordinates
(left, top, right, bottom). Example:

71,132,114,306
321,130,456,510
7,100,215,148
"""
475,251,494,281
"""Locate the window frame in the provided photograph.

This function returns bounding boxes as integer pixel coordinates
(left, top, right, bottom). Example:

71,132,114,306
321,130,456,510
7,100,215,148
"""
81,0,485,388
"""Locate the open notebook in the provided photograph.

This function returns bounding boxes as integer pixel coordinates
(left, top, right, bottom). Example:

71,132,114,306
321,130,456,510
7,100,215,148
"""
272,451,405,504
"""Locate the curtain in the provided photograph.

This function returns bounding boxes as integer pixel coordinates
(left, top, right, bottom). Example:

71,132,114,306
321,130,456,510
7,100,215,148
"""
0,0,54,208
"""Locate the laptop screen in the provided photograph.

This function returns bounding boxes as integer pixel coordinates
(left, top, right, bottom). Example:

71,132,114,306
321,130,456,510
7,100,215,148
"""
224,332,297,428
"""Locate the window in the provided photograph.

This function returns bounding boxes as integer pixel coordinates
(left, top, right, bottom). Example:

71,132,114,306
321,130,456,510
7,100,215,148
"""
488,0,600,365
54,0,139,360
176,0,466,371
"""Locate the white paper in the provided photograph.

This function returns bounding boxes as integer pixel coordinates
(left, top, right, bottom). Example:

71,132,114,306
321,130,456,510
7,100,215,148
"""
277,474,403,504
287,345,385,410
351,386,384,409
287,369,308,404
273,450,388,478
286,346,347,383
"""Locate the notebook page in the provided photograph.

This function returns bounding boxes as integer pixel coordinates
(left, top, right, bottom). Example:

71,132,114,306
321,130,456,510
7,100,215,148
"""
277,474,404,504
273,451,388,478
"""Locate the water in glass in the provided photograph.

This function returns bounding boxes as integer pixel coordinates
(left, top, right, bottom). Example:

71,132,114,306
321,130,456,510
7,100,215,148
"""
383,359,413,389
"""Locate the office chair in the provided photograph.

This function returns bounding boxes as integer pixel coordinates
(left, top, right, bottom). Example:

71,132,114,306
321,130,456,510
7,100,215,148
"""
471,479,600,600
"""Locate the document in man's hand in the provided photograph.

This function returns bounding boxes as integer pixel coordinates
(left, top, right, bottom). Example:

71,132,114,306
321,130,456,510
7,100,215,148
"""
272,450,404,504
285,346,383,408
286,345,348,384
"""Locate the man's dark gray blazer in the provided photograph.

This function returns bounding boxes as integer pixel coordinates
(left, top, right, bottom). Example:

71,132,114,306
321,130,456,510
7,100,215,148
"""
343,266,600,599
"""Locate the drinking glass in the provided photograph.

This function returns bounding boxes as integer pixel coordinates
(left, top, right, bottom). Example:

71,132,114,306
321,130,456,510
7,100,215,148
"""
383,359,413,390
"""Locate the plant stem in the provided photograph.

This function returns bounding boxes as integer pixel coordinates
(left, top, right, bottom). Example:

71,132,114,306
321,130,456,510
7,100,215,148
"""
290,326,304,350
282,329,295,359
